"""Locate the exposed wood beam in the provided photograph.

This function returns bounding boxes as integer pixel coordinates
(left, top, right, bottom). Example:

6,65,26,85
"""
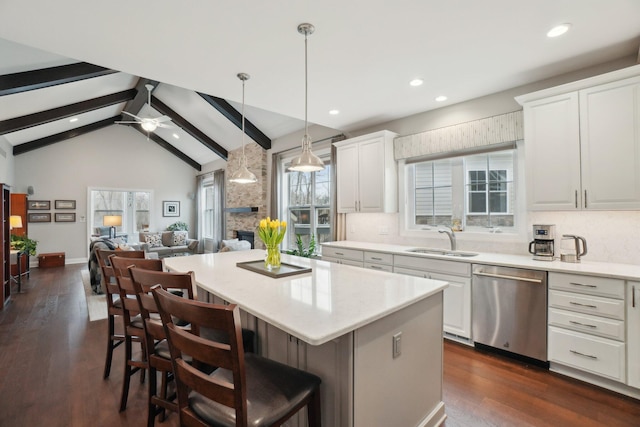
0,89,136,135
0,62,117,96
131,125,202,171
120,78,158,117
197,92,271,150
13,116,118,155
150,95,228,160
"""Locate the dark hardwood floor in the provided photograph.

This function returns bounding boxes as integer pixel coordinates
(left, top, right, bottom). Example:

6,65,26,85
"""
0,264,638,426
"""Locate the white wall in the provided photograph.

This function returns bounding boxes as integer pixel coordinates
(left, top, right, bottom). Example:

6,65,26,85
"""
14,125,198,263
0,135,15,185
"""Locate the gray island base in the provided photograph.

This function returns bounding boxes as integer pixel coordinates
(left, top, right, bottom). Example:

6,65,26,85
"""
165,250,448,427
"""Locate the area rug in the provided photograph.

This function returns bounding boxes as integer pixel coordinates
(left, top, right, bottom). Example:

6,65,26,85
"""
81,269,108,321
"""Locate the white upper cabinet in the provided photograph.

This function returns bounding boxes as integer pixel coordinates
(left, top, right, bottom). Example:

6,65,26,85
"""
334,130,398,213
523,92,581,210
517,66,640,211
579,78,640,210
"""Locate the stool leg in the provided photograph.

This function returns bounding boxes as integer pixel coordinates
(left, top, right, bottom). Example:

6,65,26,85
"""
307,389,321,427
103,315,116,379
120,336,133,412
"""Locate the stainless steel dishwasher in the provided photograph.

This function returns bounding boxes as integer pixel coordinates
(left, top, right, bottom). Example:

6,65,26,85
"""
472,264,548,363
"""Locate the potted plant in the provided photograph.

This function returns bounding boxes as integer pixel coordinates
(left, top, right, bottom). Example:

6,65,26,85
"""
287,234,317,258
166,221,189,231
10,234,38,256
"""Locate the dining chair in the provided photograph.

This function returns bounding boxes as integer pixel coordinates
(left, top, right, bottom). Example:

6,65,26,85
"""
95,249,145,379
129,267,197,427
109,254,163,412
152,286,322,427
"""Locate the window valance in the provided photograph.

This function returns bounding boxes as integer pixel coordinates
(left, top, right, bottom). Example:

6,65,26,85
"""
393,110,523,160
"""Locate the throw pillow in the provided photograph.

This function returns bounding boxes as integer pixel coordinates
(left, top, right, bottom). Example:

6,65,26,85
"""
144,233,163,248
172,231,188,246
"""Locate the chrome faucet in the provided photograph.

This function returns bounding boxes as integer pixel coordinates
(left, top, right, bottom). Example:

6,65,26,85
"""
439,227,456,251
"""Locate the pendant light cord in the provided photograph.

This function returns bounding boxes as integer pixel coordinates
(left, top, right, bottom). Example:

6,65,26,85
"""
241,77,246,165
304,31,309,142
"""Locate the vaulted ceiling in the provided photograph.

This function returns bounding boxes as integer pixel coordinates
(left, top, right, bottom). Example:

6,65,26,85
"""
1,1,639,171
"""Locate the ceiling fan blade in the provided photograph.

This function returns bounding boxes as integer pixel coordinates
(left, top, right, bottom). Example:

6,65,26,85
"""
114,120,140,124
122,111,143,120
157,123,173,129
155,115,172,123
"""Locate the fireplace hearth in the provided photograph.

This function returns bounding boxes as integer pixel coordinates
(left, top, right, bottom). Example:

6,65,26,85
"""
236,230,255,249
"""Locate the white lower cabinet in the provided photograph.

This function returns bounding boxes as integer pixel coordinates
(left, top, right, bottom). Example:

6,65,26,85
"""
322,246,364,268
628,281,640,389
549,326,626,381
393,255,471,341
548,272,628,385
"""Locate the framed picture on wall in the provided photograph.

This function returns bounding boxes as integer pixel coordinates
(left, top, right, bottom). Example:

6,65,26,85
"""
55,213,76,222
28,200,50,210
55,200,76,209
28,212,51,223
163,201,180,217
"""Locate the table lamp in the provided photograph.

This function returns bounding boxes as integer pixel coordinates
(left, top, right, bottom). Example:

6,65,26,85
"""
103,215,122,239
9,215,23,231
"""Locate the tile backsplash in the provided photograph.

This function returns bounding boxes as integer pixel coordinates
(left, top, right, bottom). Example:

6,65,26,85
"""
344,211,640,265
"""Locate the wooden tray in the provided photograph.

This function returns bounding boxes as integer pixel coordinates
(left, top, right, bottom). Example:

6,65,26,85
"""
236,260,312,278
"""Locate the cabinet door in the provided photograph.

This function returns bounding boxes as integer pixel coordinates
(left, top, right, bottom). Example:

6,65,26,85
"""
336,143,359,213
628,281,640,388
523,92,581,210
357,137,385,212
432,272,471,339
580,77,640,209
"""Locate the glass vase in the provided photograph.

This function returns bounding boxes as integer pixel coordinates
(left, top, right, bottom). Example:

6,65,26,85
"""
264,244,281,271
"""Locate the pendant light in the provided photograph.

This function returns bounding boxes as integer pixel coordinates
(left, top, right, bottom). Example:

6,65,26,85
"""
229,73,258,184
288,23,325,173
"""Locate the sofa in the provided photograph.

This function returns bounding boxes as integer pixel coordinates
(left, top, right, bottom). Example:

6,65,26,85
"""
139,231,199,258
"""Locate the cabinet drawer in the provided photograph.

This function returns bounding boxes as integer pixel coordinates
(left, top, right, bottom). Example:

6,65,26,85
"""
364,251,393,265
549,289,625,320
548,308,624,341
549,326,625,382
393,255,470,277
364,262,393,272
549,272,624,299
322,246,364,262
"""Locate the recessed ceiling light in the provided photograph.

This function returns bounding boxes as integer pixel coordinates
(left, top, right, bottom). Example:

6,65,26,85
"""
69,117,79,123
435,95,447,102
409,78,424,87
547,23,571,38
172,133,180,139
329,109,340,115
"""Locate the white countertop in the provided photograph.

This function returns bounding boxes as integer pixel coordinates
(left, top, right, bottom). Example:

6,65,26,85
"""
322,241,640,281
164,250,448,346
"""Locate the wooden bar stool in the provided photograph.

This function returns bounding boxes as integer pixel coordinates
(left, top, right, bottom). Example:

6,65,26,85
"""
95,249,145,379
109,254,163,412
152,286,322,427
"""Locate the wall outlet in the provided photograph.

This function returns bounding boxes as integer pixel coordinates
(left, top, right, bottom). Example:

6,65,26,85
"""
393,332,402,358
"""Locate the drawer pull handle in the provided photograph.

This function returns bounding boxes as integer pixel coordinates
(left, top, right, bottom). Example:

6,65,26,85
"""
570,349,598,360
569,320,597,329
335,252,344,256
569,301,597,309
569,282,597,288
473,271,542,284
370,265,383,270
371,257,382,261
633,285,636,308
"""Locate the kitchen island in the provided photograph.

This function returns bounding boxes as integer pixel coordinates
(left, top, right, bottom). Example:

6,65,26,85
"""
164,249,448,427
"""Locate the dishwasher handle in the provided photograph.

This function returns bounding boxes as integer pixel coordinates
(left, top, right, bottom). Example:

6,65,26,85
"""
473,271,543,284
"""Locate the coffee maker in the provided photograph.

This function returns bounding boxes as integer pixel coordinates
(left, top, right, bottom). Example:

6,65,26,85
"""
529,224,555,261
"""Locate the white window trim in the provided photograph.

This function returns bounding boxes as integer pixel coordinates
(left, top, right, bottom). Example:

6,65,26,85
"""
398,140,527,243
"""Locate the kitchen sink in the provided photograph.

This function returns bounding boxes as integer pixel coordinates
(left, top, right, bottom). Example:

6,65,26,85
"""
406,248,479,257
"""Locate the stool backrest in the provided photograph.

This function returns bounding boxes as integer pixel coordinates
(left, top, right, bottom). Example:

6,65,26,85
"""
152,286,248,426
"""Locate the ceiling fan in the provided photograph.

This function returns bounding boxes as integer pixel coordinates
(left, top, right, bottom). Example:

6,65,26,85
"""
116,84,172,132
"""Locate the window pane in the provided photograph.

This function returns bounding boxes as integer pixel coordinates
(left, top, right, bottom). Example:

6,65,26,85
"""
289,172,312,206
469,193,486,213
314,164,331,205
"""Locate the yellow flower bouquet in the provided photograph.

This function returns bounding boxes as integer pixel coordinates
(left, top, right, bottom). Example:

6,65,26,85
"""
258,217,286,270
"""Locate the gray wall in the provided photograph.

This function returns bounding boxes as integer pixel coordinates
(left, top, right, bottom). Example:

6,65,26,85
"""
13,125,197,263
